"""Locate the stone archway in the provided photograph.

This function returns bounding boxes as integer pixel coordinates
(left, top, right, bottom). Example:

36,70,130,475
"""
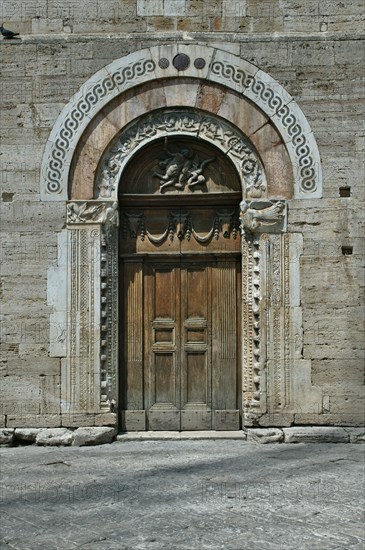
41,45,322,201
45,45,323,430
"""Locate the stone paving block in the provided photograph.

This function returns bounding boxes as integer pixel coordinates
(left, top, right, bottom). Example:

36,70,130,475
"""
72,427,117,446
344,428,365,443
0,428,15,445
14,428,43,443
246,428,284,443
283,426,349,443
35,428,73,446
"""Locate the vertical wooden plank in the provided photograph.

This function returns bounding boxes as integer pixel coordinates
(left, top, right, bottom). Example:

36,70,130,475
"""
120,260,144,430
212,260,239,429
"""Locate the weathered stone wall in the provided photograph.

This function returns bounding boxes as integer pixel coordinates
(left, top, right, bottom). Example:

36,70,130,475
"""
1,0,364,429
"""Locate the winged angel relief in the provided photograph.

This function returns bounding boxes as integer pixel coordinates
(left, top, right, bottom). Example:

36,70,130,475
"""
153,148,215,192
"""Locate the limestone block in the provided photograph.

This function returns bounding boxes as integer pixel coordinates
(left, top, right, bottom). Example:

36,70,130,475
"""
283,427,349,443
72,427,117,446
5,357,61,376
207,42,239,57
137,0,163,16
6,415,61,428
164,0,186,16
61,414,96,428
31,18,63,34
0,429,15,445
94,413,118,427
295,414,364,427
14,428,43,443
251,16,284,33
211,16,251,32
257,413,294,427
290,41,335,67
36,428,73,446
246,428,283,444
344,428,365,443
312,360,364,387
0,416,5,428
240,42,290,69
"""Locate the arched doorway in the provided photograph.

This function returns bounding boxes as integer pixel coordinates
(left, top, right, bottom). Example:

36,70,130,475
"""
119,137,243,430
44,45,324,431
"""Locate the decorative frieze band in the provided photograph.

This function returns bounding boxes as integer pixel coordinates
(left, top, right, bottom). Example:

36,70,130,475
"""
121,208,240,244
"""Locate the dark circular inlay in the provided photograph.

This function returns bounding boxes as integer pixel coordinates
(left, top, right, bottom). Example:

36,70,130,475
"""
158,58,170,69
194,58,206,70
173,53,190,71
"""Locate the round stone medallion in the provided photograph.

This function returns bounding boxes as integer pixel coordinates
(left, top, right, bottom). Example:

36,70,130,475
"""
194,58,206,69
158,58,170,69
173,53,190,71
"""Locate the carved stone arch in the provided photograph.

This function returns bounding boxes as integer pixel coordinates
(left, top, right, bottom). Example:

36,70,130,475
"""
95,108,267,201
41,44,322,201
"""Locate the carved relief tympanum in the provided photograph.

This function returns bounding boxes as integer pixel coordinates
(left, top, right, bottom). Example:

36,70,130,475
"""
153,148,215,192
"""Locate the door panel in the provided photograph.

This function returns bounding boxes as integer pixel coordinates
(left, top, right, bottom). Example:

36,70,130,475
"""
180,263,212,430
144,263,180,430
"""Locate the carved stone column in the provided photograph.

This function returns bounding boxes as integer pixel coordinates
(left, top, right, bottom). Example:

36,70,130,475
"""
241,200,287,425
60,201,119,426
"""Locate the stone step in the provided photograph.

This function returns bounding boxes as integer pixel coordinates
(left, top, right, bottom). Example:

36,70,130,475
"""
117,431,247,441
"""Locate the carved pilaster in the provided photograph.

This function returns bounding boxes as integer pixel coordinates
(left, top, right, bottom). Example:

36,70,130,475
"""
258,233,296,419
63,201,119,416
63,225,101,414
241,200,290,424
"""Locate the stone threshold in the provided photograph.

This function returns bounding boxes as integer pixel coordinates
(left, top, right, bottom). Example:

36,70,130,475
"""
1,426,364,446
117,431,246,441
117,427,365,443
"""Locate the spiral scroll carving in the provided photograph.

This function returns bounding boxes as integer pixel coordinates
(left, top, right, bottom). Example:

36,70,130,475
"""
45,59,156,194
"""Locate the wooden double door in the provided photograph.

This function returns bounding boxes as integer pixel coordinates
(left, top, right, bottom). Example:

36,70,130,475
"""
120,255,241,431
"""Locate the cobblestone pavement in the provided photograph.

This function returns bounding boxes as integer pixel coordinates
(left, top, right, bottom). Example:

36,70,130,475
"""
0,440,364,549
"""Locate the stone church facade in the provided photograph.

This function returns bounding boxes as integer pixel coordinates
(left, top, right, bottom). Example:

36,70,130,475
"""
1,1,364,434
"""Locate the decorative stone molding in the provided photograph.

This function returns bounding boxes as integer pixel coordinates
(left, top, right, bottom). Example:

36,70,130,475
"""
67,201,119,226
121,208,240,244
240,200,287,233
97,109,266,199
40,45,322,201
241,233,261,416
